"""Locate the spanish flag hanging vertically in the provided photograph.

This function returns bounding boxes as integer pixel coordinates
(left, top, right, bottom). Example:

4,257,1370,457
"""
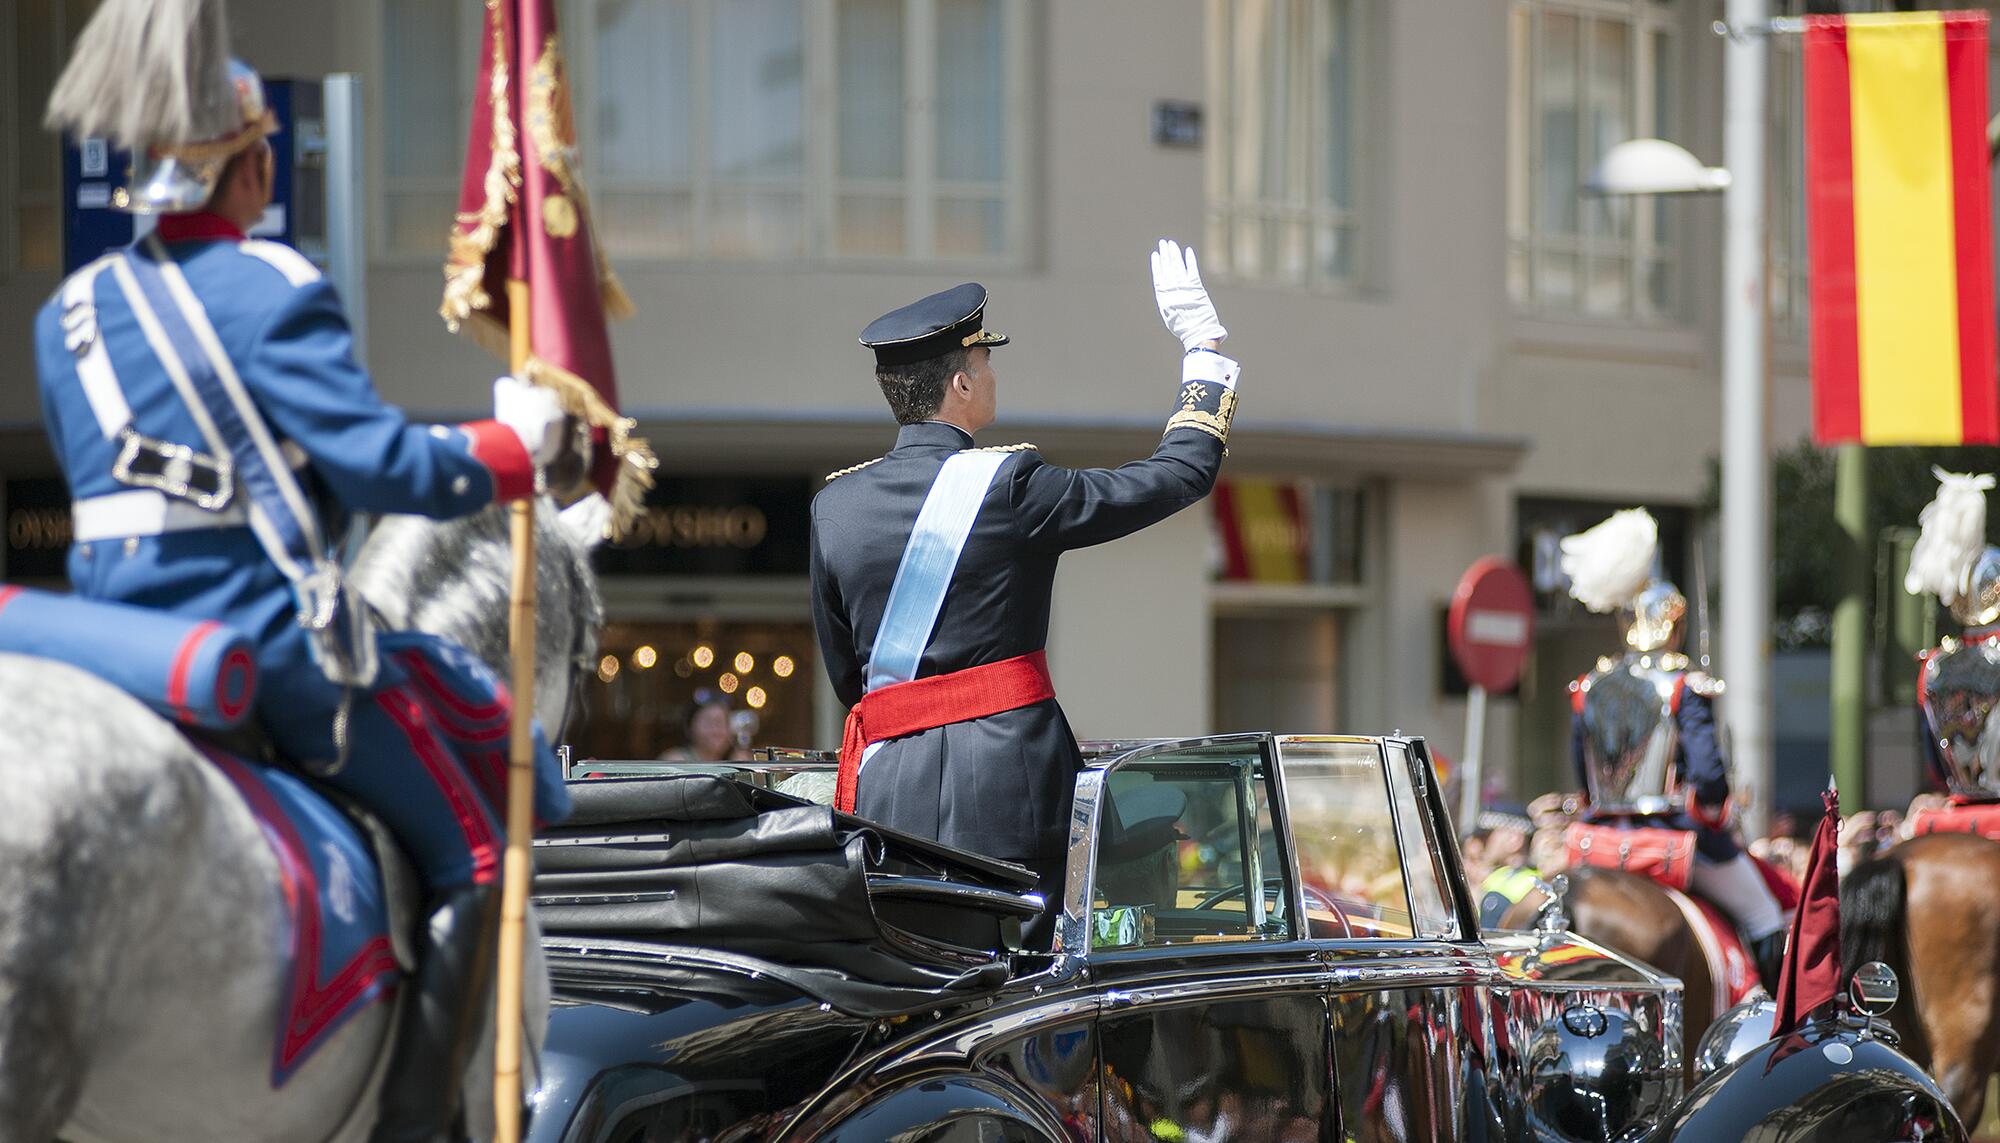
1805,11,1998,446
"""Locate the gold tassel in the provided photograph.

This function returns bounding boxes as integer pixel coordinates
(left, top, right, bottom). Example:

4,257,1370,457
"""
521,353,658,539
440,9,520,332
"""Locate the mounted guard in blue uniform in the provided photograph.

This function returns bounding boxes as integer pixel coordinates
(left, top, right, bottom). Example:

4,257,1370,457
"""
32,1,570,1137
1560,508,1789,992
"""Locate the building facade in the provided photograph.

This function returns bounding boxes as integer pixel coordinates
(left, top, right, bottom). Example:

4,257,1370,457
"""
4,0,1945,792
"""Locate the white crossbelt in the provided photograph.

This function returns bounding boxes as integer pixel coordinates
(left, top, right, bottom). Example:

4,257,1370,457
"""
72,488,249,542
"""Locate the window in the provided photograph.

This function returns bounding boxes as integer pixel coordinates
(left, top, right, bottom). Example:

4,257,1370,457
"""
1206,0,1365,288
6,0,93,273
378,1,486,256
1770,0,1904,338
1769,9,1809,336
1278,737,1460,940
378,0,1026,263
1090,743,1291,949
1508,0,1678,318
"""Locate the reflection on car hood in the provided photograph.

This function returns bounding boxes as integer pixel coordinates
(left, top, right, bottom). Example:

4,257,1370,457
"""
531,963,873,1143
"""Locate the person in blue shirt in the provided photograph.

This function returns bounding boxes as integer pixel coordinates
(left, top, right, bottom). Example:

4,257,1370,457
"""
39,10,568,1138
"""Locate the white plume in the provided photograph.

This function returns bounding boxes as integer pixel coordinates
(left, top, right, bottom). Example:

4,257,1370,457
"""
1560,509,1658,614
44,0,236,150
1905,467,1994,604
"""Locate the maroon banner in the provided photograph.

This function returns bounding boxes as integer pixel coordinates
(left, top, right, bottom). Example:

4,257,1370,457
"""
442,0,654,529
1774,786,1843,1034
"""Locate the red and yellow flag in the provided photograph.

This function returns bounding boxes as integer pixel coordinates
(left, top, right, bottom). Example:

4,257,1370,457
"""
442,0,655,528
1212,479,1309,582
1805,11,1998,446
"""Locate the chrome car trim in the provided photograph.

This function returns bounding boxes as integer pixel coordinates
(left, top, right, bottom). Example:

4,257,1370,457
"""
863,874,1045,918
886,993,1102,1068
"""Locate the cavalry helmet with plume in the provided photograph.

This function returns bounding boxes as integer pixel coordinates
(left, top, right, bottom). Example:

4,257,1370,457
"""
43,0,276,214
1560,508,1686,653
1907,468,2000,626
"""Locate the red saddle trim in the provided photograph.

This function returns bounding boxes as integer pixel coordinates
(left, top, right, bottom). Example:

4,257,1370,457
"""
1909,800,2000,842
200,748,399,1083
1679,891,1761,1015
1565,821,1697,892
836,650,1055,813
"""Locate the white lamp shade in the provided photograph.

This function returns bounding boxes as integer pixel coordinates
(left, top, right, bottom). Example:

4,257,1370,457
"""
1588,138,1732,195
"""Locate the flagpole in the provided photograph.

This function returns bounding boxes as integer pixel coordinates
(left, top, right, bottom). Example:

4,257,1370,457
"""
494,277,536,1143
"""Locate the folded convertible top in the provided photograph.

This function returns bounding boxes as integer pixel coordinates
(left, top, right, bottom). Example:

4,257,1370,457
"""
534,774,1043,1017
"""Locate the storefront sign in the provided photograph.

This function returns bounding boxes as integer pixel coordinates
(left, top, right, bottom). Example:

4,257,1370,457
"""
4,478,72,581
596,477,813,578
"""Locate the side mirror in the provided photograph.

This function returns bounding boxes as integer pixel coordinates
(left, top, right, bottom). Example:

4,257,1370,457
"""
1850,961,1899,1017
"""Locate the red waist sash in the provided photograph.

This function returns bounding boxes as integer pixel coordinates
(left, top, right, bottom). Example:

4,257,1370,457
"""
835,650,1055,813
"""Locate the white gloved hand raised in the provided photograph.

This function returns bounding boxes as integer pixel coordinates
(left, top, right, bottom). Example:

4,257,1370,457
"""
1150,238,1228,351
493,374,566,467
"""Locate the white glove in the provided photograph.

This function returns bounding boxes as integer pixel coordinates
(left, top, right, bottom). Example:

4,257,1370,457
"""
1150,238,1228,350
493,374,565,467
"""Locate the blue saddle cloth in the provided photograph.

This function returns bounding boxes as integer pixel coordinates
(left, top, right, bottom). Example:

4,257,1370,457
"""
196,745,398,1085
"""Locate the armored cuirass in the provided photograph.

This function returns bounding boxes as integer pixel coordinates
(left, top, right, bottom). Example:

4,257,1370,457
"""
1919,635,2000,799
1573,655,1687,815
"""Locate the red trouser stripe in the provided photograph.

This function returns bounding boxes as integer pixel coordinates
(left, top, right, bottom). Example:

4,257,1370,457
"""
836,650,1056,814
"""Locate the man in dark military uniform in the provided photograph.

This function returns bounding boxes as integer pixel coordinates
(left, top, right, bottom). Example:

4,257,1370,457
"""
810,240,1238,945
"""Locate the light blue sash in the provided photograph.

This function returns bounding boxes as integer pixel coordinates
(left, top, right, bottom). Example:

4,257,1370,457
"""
860,449,1009,768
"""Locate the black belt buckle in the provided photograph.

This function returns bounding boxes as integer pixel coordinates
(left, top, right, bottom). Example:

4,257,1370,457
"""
112,427,233,510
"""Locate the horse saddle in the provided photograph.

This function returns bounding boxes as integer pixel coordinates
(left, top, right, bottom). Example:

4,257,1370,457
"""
0,583,412,1083
1565,820,1697,891
1908,798,2000,841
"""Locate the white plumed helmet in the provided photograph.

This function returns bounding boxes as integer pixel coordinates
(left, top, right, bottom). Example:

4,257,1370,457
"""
1560,508,1658,615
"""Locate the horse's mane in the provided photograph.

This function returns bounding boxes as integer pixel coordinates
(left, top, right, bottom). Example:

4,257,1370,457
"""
349,502,603,682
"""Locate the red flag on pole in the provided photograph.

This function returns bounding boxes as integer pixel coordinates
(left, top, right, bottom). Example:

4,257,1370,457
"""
441,0,654,530
1774,785,1844,1033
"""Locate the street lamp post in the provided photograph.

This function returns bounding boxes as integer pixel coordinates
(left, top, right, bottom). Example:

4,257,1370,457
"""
1720,0,1773,839
1589,0,1773,837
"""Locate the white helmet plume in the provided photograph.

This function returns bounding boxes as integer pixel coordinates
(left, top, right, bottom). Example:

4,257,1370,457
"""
1560,509,1658,614
1906,468,1994,605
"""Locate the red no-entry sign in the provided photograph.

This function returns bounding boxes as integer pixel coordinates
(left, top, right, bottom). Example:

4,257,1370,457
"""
1448,557,1534,693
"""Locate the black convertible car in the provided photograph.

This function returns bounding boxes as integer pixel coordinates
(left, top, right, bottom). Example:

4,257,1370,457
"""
524,733,1958,1142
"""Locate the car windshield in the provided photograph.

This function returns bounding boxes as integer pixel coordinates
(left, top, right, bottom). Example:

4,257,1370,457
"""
1276,738,1420,940
1090,741,1291,948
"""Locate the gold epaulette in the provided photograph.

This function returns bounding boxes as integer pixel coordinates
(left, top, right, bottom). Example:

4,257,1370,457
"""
961,441,1037,454
823,457,884,482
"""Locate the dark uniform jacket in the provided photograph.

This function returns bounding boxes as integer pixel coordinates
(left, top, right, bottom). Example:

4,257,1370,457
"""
810,385,1230,874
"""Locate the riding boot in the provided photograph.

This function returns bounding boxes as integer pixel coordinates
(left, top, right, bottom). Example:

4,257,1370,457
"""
1751,931,1787,997
369,883,502,1143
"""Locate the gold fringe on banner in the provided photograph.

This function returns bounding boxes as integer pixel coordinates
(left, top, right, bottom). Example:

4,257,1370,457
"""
522,353,657,535
441,8,520,333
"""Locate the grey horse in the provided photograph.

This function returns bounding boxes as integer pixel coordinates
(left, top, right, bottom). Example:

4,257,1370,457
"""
0,499,604,1142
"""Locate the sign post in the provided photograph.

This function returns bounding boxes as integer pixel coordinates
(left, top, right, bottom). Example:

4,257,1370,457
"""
1447,558,1534,838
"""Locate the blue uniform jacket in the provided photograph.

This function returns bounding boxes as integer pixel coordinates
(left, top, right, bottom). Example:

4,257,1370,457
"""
1571,686,1739,860
33,221,533,768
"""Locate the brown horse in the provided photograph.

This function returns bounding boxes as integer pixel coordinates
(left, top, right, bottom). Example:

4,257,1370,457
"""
1840,830,2000,1123
1501,865,1732,1073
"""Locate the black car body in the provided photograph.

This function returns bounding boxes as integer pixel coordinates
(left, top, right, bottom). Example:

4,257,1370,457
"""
526,734,1960,1143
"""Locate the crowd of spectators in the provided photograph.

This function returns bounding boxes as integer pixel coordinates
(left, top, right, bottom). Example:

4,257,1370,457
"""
1457,789,1935,928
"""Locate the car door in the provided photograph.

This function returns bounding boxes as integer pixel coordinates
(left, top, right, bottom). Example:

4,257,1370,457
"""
1086,737,1340,1142
1276,736,1501,1143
